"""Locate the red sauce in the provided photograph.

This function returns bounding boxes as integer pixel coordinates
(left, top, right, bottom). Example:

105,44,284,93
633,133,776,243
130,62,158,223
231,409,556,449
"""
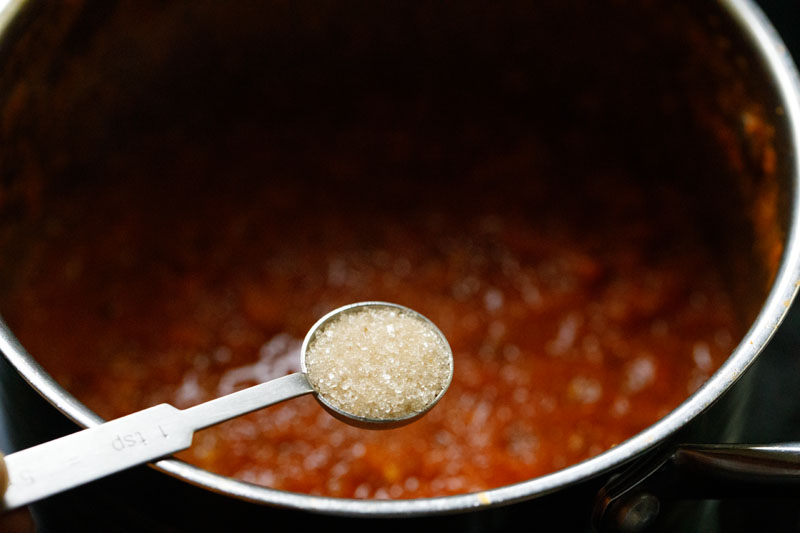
1,160,740,499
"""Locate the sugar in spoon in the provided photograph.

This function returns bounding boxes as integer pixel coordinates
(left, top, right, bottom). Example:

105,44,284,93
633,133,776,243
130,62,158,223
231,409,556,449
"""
0,301,453,511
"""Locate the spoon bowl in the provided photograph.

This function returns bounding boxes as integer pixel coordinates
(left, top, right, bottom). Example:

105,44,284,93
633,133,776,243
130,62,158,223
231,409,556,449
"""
301,301,454,429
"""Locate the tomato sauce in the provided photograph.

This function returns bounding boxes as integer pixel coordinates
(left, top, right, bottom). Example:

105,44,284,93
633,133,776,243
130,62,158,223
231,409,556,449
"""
0,152,741,500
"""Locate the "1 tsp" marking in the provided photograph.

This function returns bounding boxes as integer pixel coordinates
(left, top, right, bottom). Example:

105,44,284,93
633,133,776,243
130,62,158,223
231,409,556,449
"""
111,432,148,451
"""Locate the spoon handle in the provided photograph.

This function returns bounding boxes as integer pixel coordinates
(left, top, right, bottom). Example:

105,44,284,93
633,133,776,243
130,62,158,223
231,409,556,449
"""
181,372,314,431
0,404,189,511
0,373,314,512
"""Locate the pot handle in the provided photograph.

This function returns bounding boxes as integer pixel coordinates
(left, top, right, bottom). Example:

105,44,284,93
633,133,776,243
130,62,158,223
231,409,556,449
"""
592,442,800,532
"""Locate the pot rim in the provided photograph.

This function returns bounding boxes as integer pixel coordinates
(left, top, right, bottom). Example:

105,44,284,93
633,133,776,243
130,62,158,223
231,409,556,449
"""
1,0,799,517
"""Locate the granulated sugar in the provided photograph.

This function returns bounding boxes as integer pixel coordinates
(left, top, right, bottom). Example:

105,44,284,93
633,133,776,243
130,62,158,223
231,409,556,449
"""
305,306,452,420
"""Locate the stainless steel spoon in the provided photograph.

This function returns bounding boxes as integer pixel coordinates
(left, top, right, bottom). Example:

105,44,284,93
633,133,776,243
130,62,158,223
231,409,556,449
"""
0,301,453,512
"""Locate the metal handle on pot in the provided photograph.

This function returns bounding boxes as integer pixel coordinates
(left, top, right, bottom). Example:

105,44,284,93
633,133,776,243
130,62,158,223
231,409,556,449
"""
593,442,800,532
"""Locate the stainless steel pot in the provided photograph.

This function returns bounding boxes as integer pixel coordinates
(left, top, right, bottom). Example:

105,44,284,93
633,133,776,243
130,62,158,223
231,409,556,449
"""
0,1,799,531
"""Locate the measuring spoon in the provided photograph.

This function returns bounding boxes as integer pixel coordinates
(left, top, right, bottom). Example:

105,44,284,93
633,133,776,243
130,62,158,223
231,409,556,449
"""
0,301,453,511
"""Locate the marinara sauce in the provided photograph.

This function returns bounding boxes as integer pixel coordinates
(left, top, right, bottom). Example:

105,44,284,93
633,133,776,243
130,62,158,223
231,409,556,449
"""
1,143,740,500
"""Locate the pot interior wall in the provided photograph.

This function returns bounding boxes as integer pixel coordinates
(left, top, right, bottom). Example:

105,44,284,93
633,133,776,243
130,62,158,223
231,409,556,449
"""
0,1,786,310
0,0,790,502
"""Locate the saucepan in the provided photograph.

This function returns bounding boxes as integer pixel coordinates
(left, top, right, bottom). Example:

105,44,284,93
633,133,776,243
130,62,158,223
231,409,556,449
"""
0,1,799,531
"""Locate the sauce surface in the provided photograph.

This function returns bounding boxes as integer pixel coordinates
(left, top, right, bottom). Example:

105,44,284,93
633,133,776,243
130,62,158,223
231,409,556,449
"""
1,151,740,499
